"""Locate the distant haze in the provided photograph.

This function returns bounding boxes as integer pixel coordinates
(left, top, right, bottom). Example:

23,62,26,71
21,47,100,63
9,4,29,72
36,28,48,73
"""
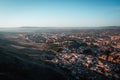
0,0,120,27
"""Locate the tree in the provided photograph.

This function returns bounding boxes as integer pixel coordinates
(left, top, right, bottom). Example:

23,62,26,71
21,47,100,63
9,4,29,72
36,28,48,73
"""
83,48,93,55
105,50,110,60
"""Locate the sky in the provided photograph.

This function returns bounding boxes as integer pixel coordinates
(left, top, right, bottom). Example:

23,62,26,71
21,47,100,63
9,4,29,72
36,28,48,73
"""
0,0,120,27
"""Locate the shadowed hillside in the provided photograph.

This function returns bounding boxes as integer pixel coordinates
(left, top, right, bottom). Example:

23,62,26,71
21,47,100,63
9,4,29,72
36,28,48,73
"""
0,35,66,80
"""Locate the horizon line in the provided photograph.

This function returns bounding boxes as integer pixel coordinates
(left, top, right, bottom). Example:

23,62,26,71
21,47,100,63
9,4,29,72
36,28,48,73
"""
0,26,120,28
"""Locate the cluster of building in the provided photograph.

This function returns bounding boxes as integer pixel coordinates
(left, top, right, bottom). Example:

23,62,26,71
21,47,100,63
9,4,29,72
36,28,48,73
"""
18,29,120,80
50,53,120,80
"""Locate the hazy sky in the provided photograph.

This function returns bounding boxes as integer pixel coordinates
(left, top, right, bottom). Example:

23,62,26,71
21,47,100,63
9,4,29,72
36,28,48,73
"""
0,0,120,27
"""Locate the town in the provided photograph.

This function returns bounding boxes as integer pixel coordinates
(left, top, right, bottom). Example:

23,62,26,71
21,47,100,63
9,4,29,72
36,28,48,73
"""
14,28,120,80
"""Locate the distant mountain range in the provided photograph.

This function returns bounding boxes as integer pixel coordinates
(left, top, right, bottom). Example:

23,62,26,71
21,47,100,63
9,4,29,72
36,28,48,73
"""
98,26,120,29
20,26,120,29
0,26,120,32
